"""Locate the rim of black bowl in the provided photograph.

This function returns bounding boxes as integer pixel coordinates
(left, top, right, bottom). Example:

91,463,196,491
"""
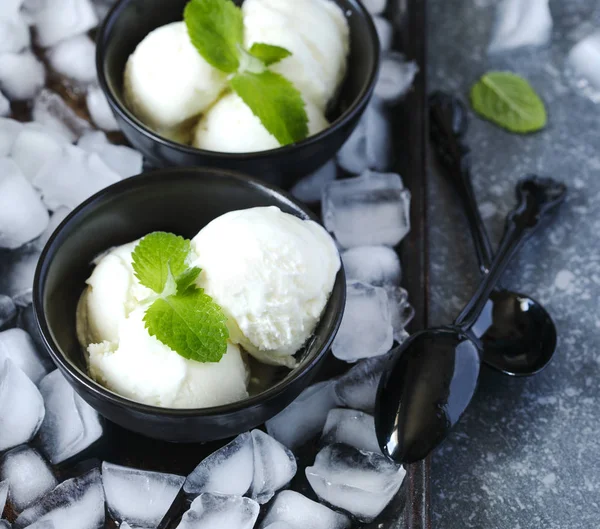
96,0,380,159
33,167,346,417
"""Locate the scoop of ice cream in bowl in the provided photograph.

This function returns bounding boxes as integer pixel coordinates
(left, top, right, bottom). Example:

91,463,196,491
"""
96,0,380,188
33,167,345,442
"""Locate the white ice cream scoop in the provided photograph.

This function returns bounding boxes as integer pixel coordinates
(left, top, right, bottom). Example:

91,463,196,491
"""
123,21,227,142
191,206,341,366
192,92,329,153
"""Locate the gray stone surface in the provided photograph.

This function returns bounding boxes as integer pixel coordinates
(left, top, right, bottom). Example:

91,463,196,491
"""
428,1,600,527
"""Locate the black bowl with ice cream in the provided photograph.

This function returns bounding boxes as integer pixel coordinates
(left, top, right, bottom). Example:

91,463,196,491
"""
33,167,345,443
96,0,380,189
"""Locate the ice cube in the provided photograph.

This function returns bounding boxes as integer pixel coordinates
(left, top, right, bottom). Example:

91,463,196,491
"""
566,30,600,104
266,381,342,450
331,281,393,363
365,102,392,171
322,171,411,248
0,328,51,385
0,14,30,53
0,52,45,101
47,35,96,84
341,246,401,286
10,126,66,182
184,432,254,497
34,206,71,251
0,358,45,451
33,0,98,48
488,0,553,54
321,409,381,454
33,144,121,211
305,444,406,522
263,524,293,529
32,90,91,143
249,430,297,504
290,161,337,204
0,295,17,328
102,462,184,528
0,92,9,117
261,490,350,529
26,522,56,529
77,131,142,178
385,286,414,341
0,247,41,306
0,0,24,18
336,118,367,175
0,521,10,529
0,159,49,249
334,355,390,413
86,86,118,131
373,15,393,51
0,479,8,515
38,370,103,464
0,118,23,156
17,304,46,352
374,53,418,103
177,493,260,529
0,446,57,512
361,0,386,15
14,468,105,529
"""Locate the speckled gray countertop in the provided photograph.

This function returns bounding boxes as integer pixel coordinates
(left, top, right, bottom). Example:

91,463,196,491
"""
427,1,600,527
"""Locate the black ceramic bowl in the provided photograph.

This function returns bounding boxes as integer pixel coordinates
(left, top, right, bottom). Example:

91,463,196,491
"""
96,0,380,189
33,167,345,443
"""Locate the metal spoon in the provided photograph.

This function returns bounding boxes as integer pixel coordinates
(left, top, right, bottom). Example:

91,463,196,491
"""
376,176,567,464
429,91,558,376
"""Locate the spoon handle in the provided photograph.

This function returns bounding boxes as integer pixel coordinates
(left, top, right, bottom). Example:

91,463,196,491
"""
455,176,567,330
429,91,494,273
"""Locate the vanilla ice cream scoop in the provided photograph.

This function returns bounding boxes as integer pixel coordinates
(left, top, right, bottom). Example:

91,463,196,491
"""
193,92,329,153
191,206,341,366
76,241,249,409
242,0,350,111
124,21,227,142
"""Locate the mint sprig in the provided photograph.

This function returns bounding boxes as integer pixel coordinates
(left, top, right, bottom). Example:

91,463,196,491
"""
470,72,547,134
132,232,229,363
184,0,309,145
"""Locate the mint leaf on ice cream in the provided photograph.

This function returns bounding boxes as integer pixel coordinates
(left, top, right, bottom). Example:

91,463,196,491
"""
231,70,309,145
144,290,229,363
248,43,292,66
184,0,244,73
470,72,547,133
184,0,309,146
132,232,191,294
131,232,229,362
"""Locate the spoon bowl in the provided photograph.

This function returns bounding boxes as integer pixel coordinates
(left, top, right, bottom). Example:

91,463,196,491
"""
480,289,557,376
377,328,480,463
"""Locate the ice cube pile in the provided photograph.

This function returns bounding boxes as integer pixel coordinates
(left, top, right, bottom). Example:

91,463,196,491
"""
319,171,414,362
0,0,142,262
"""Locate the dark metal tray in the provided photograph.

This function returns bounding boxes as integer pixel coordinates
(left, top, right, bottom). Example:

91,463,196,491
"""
2,0,430,526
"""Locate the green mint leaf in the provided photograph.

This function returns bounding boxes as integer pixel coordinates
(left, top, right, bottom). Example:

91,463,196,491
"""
184,0,243,73
248,43,292,66
230,70,309,145
470,72,547,133
132,232,191,294
144,289,229,363
176,267,202,294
